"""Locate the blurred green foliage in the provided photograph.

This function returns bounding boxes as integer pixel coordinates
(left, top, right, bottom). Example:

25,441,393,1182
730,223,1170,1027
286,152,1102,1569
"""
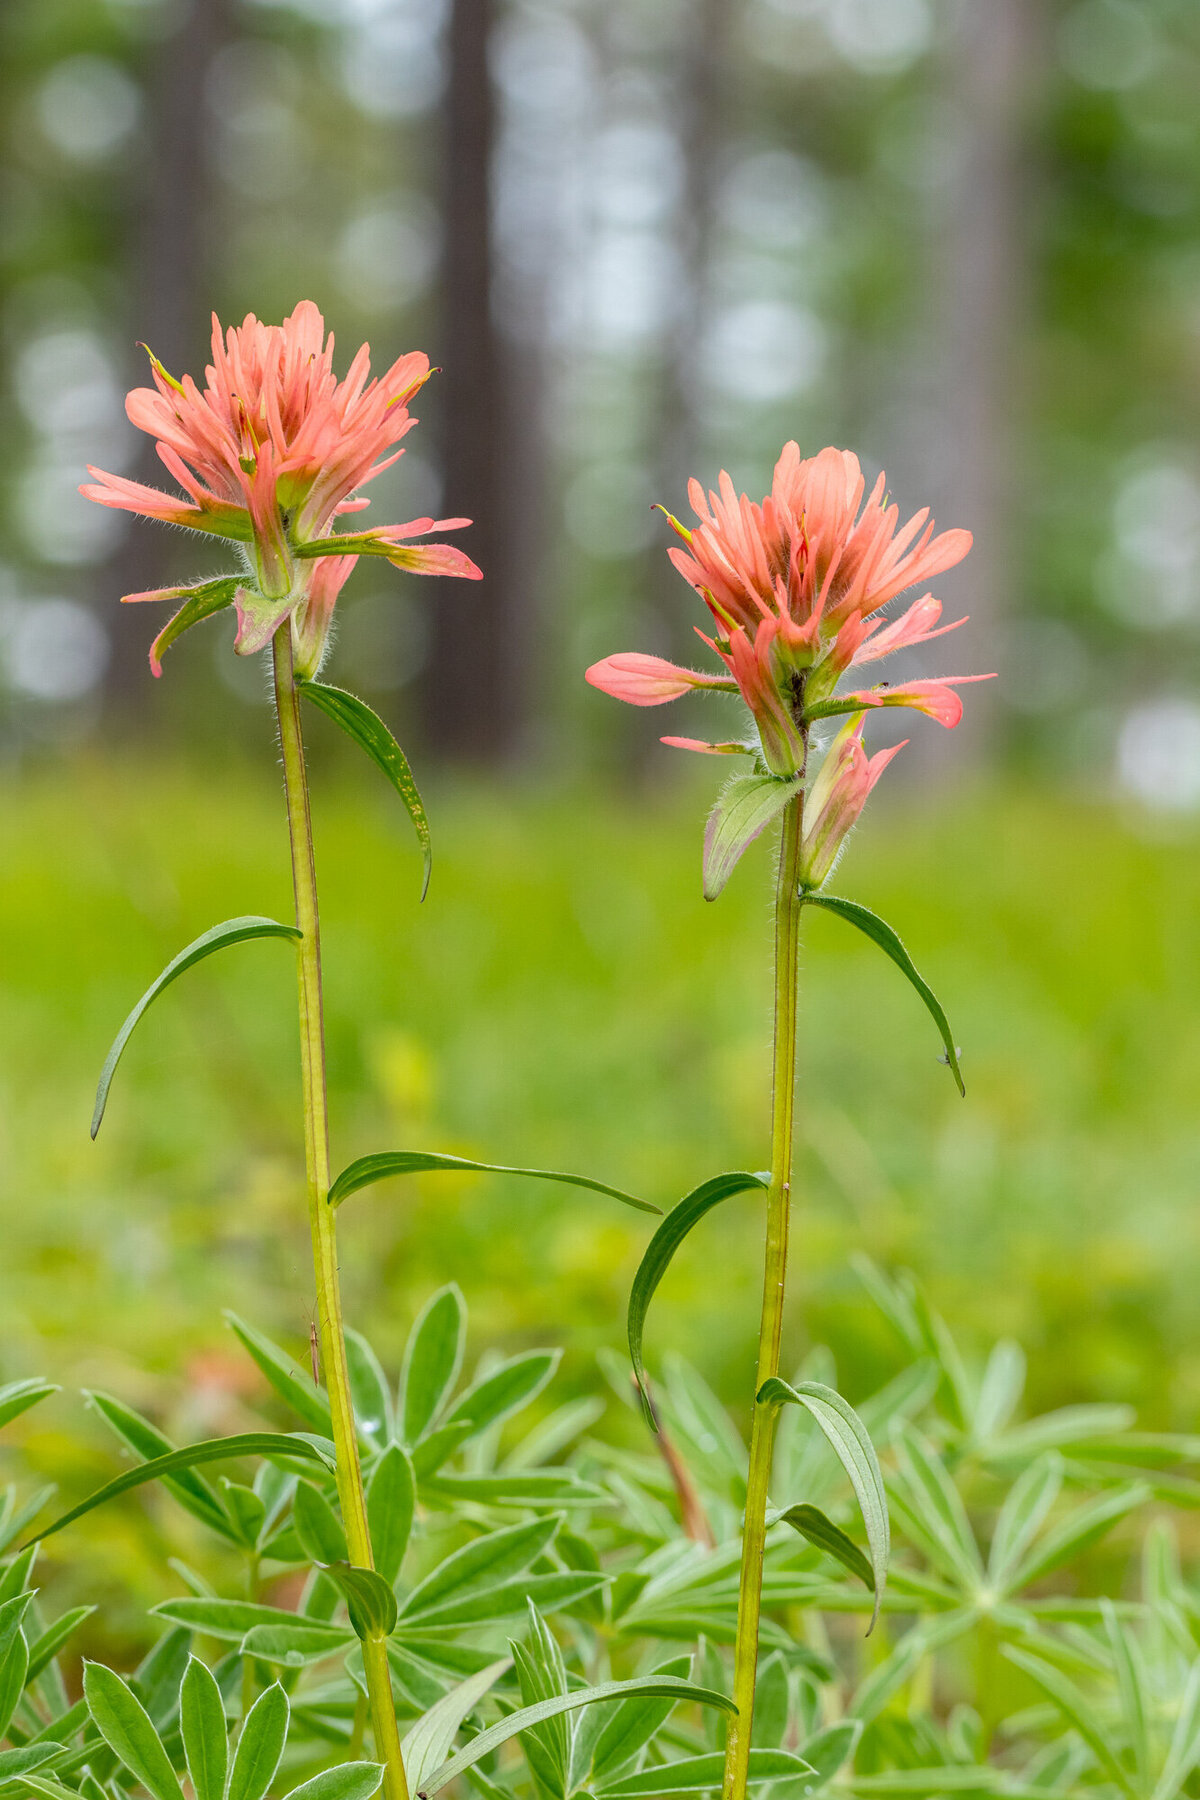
3,754,1199,1550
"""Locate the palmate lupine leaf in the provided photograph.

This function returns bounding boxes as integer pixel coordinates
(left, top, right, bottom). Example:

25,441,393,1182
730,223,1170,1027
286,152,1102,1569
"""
627,1171,769,1426
298,681,432,901
91,917,302,1137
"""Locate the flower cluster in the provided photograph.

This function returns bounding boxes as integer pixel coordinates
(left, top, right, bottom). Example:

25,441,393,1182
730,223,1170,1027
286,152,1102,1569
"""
83,301,481,677
587,443,990,887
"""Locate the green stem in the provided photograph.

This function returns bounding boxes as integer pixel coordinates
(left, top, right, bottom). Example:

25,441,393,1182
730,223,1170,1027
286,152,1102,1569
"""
723,793,805,1800
272,624,410,1800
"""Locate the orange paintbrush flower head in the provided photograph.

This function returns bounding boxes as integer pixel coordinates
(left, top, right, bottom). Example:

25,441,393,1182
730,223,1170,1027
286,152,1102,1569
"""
586,442,992,888
82,301,481,677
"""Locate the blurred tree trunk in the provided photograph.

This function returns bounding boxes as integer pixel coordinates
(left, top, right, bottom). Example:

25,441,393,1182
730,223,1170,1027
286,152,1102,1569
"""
424,0,525,762
934,0,1037,755
101,0,230,718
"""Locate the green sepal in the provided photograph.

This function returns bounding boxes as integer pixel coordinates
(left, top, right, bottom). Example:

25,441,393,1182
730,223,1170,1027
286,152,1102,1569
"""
299,681,432,900
92,917,302,1137
627,1172,769,1427
329,1149,659,1215
800,893,965,1095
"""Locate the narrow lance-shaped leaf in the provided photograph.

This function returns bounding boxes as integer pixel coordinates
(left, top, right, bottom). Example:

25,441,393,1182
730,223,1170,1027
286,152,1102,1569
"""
594,1749,814,1797
24,1433,333,1547
367,1444,414,1583
83,1663,185,1800
329,1149,659,1215
227,1684,289,1800
280,1766,383,1800
399,1286,465,1444
758,1378,890,1633
628,1172,769,1427
180,1656,228,1800
703,774,801,901
92,917,302,1137
801,893,965,1096
400,1659,511,1793
224,1314,334,1437
772,1503,875,1595
300,680,432,900
0,1380,58,1432
415,1677,737,1799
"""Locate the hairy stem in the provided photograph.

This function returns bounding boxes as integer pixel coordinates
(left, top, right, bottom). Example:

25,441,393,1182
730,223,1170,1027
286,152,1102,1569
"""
273,624,410,1800
723,792,804,1800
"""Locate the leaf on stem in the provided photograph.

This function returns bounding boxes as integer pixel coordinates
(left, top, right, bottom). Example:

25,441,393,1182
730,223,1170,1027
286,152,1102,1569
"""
180,1656,228,1800
627,1172,769,1428
328,1149,659,1215
800,893,965,1095
318,1563,398,1640
92,917,302,1137
703,774,800,901
758,1379,890,1632
0,1380,58,1433
300,680,432,900
771,1502,875,1594
24,1434,333,1547
82,1663,185,1800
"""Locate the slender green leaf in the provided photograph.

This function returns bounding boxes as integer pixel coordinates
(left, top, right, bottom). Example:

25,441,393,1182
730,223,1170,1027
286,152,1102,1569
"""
0,1487,55,1556
410,1422,474,1478
319,1564,398,1640
0,1546,37,1604
0,1624,29,1736
1002,1645,1136,1796
26,1605,96,1684
987,1456,1063,1591
773,1503,874,1593
154,1597,329,1642
400,1518,560,1622
227,1683,288,1800
83,1663,185,1800
801,893,965,1095
367,1444,414,1585
0,1744,65,1780
0,1381,58,1433
414,1677,737,1798
400,1659,511,1793
91,917,302,1136
758,1379,889,1631
225,1315,334,1438
590,1657,692,1783
330,1149,657,1216
443,1352,559,1437
239,1621,355,1666
972,1340,1026,1442
795,1720,861,1788
420,1471,603,1506
300,680,432,900
595,1749,812,1796
703,773,800,901
890,1429,983,1592
399,1288,466,1444
1102,1598,1148,1789
1008,1483,1149,1593
628,1171,769,1425
26,1435,332,1548
346,1331,393,1442
396,1570,604,1630
86,1391,235,1542
281,1765,383,1800
1154,1660,1200,1800
219,1479,266,1549
180,1656,228,1800
292,1483,348,1567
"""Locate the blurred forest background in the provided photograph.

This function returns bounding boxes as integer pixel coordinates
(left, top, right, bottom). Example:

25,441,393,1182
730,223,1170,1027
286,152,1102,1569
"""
3,0,1200,1616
